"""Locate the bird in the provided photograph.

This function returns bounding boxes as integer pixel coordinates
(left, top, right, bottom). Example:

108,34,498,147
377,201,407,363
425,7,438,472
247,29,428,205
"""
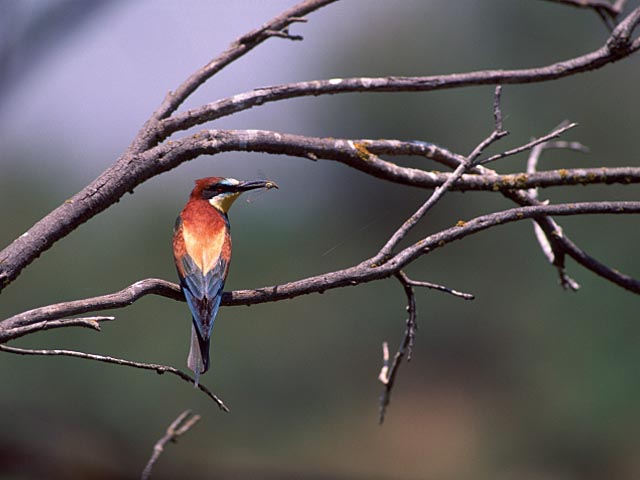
173,176,278,384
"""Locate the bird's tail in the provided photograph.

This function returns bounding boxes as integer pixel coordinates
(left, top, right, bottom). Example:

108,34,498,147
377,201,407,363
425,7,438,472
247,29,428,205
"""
188,323,210,387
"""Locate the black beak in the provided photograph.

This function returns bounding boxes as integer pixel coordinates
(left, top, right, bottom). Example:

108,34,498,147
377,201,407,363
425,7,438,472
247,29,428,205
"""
236,180,279,191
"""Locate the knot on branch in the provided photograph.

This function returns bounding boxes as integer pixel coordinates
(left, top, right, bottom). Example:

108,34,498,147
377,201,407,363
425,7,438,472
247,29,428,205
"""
606,31,633,54
606,7,640,54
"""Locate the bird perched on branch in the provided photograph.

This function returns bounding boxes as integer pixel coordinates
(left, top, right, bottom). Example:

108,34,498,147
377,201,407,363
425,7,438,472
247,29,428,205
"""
173,177,278,384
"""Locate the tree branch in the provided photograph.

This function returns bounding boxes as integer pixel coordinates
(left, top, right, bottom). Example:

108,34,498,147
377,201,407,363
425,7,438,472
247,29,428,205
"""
3,316,115,342
2,6,640,293
143,129,640,193
0,0,340,293
138,124,638,295
142,410,201,480
526,125,584,290
132,0,338,152
378,272,418,424
375,86,508,263
157,8,640,139
404,278,475,300
2,200,638,346
478,122,578,165
0,278,181,342
0,344,229,411
543,0,627,26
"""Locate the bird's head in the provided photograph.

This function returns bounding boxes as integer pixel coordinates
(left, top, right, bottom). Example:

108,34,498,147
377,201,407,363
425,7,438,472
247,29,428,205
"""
191,177,278,213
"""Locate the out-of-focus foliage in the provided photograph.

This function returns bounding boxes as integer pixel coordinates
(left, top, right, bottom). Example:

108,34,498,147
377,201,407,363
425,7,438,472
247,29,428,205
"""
1,1,639,479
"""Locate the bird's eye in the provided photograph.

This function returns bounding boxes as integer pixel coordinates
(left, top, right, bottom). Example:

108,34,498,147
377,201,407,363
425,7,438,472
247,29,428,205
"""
203,184,231,198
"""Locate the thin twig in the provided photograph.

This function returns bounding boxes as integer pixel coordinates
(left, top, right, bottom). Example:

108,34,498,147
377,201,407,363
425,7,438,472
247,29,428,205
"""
140,0,337,132
379,271,418,424
405,278,475,300
377,273,473,421
372,159,470,263
526,138,588,196
543,0,628,30
141,410,201,480
525,124,584,290
468,86,509,163
0,344,229,412
3,316,115,341
478,123,578,165
493,85,504,131
375,87,507,262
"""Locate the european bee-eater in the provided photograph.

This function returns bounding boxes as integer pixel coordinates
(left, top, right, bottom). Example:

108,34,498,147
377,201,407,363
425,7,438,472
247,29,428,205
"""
173,177,277,383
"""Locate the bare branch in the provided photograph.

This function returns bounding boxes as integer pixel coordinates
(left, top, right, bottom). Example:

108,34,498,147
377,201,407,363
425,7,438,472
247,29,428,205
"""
2,201,637,345
468,86,509,163
373,159,471,263
0,278,181,342
607,5,640,50
0,0,339,293
4,316,115,342
544,0,632,30
543,0,625,30
375,87,508,262
147,110,635,300
478,122,578,165
142,130,640,193
2,6,640,293
526,126,583,290
542,140,589,153
137,0,337,144
377,271,474,422
527,135,589,197
0,344,229,412
157,9,640,139
405,278,475,300
142,410,201,480
492,85,504,132
543,0,623,15
379,272,418,424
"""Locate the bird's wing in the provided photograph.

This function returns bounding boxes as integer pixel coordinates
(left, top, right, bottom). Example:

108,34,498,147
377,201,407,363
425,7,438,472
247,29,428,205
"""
179,252,227,340
180,253,227,376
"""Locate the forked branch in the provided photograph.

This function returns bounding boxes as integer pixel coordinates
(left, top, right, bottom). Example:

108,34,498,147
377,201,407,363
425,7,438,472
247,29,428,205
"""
142,410,202,480
1,5,640,292
3,200,638,341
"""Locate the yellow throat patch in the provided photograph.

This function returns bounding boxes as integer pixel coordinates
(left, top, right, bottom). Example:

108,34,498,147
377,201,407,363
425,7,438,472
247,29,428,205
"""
209,192,241,213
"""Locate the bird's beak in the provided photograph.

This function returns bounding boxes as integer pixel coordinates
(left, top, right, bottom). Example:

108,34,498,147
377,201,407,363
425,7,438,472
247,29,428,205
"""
236,180,279,191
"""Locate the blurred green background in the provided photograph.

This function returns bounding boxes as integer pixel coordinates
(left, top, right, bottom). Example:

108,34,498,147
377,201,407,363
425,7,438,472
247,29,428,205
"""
1,1,639,479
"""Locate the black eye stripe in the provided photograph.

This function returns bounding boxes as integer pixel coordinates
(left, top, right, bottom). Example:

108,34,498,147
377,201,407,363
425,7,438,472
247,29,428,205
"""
203,184,236,197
